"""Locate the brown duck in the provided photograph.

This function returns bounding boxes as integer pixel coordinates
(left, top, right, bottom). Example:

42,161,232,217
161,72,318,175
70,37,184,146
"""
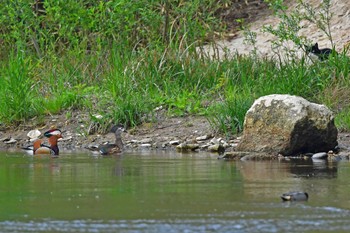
87,125,126,155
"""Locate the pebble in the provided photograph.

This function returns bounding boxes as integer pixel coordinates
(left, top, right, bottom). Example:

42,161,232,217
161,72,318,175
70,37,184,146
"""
169,140,180,145
196,135,211,141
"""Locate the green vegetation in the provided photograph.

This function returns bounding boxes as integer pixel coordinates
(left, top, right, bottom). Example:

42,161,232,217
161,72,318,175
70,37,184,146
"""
0,0,350,135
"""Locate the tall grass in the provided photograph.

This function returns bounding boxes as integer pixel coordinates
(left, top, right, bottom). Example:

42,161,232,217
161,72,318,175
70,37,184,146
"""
0,51,42,124
0,1,350,136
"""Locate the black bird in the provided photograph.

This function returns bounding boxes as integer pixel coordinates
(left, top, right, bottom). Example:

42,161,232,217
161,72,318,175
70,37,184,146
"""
281,192,309,201
306,42,335,60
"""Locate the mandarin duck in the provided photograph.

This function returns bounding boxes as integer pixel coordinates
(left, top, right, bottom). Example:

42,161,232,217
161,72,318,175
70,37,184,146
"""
23,129,63,156
87,125,126,155
281,191,309,201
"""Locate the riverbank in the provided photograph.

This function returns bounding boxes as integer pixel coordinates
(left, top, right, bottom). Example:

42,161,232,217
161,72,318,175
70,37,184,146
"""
1,110,350,158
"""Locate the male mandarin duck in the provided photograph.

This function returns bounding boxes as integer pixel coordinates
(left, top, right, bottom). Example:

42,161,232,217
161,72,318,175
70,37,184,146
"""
87,125,126,155
32,129,63,156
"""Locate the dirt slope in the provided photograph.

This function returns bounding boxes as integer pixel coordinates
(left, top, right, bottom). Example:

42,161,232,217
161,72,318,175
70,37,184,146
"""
211,0,350,58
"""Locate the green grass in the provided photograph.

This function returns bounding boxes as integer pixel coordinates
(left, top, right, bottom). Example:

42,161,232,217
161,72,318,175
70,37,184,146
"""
0,1,350,136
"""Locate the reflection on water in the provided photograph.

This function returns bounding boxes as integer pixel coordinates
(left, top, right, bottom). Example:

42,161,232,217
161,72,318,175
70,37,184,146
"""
0,151,350,232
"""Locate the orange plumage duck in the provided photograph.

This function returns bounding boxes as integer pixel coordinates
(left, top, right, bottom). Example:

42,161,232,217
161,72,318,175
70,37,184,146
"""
33,129,63,156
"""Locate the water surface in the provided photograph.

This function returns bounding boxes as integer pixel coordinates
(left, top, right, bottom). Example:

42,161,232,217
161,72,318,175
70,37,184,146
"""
0,151,350,232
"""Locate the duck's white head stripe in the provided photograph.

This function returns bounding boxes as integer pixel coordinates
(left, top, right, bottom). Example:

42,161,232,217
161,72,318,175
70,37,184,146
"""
50,130,62,135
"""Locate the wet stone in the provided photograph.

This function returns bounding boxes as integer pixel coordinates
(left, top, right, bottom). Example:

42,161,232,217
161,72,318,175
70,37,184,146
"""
312,152,328,159
169,140,180,145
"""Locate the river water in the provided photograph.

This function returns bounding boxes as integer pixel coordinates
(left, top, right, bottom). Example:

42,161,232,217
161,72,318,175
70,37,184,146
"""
0,151,349,232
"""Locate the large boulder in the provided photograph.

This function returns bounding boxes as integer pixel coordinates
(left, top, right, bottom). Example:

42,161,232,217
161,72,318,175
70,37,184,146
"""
236,94,338,156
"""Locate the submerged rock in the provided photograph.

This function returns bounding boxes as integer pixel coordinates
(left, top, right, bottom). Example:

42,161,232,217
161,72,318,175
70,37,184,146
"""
237,94,338,156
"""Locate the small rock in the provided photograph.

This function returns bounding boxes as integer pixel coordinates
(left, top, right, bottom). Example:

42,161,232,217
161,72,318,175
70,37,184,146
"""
140,138,153,144
169,140,180,145
59,136,73,141
140,143,152,148
4,138,17,144
210,138,221,144
312,152,328,159
27,129,41,139
222,142,229,148
92,114,103,119
196,135,211,141
208,144,225,154
154,106,163,111
231,139,240,143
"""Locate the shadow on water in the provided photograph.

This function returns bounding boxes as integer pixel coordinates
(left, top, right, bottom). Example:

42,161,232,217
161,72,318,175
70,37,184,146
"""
0,151,349,232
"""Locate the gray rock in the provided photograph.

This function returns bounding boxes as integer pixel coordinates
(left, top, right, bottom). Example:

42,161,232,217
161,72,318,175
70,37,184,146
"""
196,135,211,141
237,94,338,156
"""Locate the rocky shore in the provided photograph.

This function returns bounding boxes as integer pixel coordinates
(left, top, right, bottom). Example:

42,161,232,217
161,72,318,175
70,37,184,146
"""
1,111,350,161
